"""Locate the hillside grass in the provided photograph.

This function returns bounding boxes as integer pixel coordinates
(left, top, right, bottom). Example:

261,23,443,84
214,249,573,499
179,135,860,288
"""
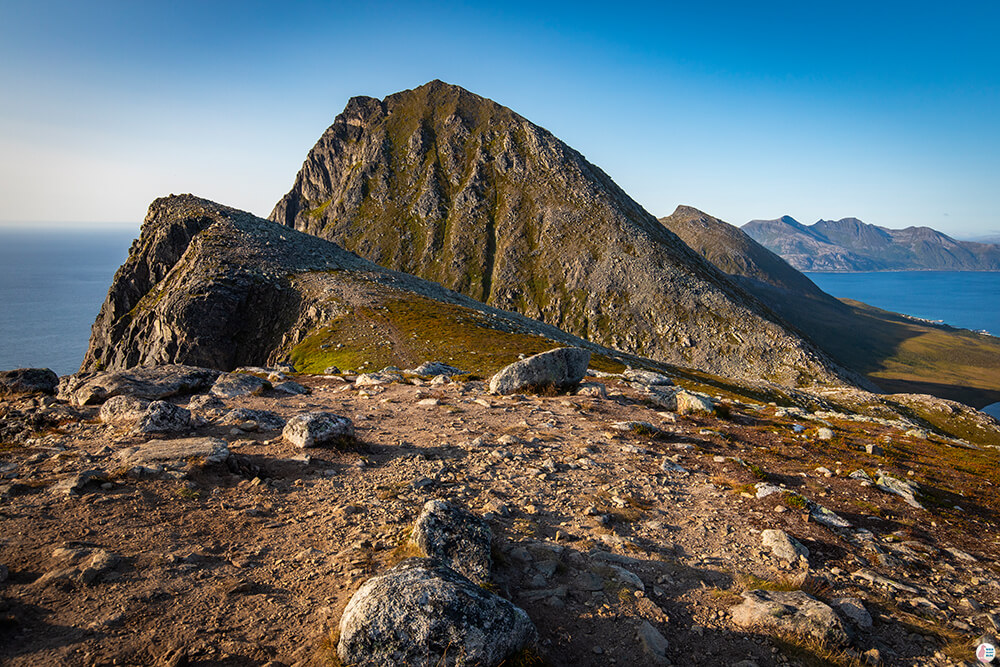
287,286,626,376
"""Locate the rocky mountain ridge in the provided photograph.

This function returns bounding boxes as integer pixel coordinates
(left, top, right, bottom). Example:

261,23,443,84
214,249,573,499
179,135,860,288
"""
743,216,1000,272
81,194,647,377
663,206,1000,410
269,79,852,387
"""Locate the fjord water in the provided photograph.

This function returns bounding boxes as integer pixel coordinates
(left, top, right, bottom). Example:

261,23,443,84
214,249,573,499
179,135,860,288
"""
805,271,1000,336
0,227,135,376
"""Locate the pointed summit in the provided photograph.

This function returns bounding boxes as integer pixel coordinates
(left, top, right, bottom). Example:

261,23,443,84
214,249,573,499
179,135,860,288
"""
269,81,853,386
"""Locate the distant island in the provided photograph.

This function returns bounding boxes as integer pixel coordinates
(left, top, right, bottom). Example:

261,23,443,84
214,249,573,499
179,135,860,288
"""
742,215,1000,272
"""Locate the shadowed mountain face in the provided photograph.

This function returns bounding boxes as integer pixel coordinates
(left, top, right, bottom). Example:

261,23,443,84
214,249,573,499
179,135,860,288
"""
743,216,1000,272
82,195,645,376
269,80,852,387
664,206,1000,408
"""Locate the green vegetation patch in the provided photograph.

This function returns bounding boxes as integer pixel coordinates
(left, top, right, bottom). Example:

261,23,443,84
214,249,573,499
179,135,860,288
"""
287,284,624,376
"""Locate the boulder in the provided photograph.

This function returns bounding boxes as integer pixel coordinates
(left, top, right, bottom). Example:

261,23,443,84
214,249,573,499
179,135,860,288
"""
220,408,286,431
489,347,591,395
623,369,674,386
210,372,270,399
731,589,849,645
643,386,680,410
0,368,59,396
675,391,715,415
118,436,230,467
411,500,492,584
761,529,809,564
57,365,219,406
282,412,354,448
409,361,465,377
874,470,923,508
355,372,402,387
98,395,150,425
338,558,537,667
132,401,191,434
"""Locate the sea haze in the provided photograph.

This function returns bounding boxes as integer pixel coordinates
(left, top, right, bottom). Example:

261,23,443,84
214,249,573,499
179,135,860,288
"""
0,227,135,376
805,271,1000,337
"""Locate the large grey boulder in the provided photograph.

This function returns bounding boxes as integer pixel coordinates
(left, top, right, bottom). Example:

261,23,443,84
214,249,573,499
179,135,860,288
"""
210,372,270,399
57,365,219,406
731,589,849,645
132,401,191,434
338,558,537,667
99,395,150,425
489,347,590,395
0,368,59,396
412,500,492,584
282,411,354,448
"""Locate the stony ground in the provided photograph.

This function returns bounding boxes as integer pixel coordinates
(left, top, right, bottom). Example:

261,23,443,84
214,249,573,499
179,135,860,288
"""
2,370,999,666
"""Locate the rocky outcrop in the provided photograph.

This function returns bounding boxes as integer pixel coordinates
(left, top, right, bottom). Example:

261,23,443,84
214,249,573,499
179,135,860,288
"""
58,365,219,406
338,557,537,667
489,347,590,395
269,80,853,387
0,368,59,396
80,195,642,381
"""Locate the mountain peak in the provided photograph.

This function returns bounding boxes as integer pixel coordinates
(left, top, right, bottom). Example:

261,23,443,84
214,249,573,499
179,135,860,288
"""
267,83,852,386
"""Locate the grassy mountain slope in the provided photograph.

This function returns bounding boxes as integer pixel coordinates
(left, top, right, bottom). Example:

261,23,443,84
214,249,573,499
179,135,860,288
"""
269,80,853,387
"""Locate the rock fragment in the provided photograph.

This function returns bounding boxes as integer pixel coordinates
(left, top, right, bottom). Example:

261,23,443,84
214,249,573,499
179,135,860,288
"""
132,401,191,434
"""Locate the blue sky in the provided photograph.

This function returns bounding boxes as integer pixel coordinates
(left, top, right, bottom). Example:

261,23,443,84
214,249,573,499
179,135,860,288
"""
1,0,998,237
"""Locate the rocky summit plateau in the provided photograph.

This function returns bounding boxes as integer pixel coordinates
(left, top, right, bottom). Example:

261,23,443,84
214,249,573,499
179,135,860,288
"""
2,80,1000,667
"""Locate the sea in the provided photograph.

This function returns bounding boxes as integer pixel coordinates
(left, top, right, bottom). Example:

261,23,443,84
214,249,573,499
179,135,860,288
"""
0,227,136,376
2,228,999,377
804,271,1000,337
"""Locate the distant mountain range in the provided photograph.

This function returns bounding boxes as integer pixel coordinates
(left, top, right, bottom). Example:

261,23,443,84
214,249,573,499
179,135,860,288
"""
742,216,1000,272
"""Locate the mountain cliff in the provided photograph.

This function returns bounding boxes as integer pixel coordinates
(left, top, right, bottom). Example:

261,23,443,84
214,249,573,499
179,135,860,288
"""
82,195,638,375
743,216,1000,272
269,80,850,387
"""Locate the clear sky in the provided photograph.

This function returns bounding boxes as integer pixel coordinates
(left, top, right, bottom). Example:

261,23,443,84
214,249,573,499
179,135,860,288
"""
1,0,998,238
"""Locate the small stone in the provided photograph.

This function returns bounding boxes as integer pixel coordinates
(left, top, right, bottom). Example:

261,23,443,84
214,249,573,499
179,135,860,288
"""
865,444,884,456
816,428,834,441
